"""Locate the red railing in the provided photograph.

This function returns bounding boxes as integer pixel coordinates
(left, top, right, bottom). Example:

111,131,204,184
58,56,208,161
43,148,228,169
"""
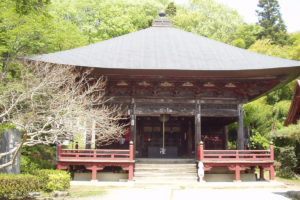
57,142,134,161
197,141,274,162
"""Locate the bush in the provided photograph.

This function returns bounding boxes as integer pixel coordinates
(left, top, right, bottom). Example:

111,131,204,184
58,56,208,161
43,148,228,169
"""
277,146,297,178
31,169,71,192
21,144,56,173
0,174,40,200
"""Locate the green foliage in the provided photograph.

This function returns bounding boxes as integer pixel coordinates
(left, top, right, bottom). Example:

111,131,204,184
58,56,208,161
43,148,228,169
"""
249,39,290,59
231,38,246,49
31,169,71,192
244,97,274,135
46,172,71,192
232,24,263,49
277,146,297,178
166,2,176,16
274,121,300,141
250,131,270,149
15,0,51,15
171,0,243,43
0,0,88,72
0,173,40,200
21,144,56,173
51,0,164,43
289,32,300,60
266,81,295,104
256,0,289,45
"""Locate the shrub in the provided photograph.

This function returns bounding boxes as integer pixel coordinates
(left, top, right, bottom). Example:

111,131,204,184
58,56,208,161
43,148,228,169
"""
0,174,40,200
276,146,297,178
31,169,71,192
21,144,56,173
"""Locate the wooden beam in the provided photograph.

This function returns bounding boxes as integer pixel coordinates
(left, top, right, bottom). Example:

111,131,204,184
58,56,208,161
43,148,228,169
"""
201,109,238,117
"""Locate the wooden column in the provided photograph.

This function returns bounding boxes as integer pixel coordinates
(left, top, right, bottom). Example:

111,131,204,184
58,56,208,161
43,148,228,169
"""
224,126,228,150
269,165,275,181
130,98,136,157
237,104,244,150
259,166,265,180
234,165,241,181
269,142,275,180
195,100,201,158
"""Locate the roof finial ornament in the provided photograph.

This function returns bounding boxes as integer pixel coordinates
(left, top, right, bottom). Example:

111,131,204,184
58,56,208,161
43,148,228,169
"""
152,9,172,27
159,10,166,17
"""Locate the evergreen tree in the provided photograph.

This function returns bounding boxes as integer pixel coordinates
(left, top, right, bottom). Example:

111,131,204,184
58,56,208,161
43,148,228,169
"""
256,0,289,45
166,2,176,16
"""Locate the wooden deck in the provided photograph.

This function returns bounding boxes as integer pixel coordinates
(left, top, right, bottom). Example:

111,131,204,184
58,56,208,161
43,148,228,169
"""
57,142,134,181
56,141,275,182
197,142,275,181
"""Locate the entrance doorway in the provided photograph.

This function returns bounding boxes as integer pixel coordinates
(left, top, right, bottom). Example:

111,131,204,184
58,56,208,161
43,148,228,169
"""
135,116,195,158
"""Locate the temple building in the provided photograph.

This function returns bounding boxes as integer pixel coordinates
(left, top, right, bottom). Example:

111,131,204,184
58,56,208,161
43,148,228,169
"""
285,80,300,126
23,12,300,182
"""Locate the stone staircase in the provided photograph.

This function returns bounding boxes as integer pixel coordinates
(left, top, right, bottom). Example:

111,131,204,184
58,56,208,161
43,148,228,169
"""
134,159,198,183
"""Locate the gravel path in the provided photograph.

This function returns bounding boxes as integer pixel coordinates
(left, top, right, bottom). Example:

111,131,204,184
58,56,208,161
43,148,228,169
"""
66,186,296,200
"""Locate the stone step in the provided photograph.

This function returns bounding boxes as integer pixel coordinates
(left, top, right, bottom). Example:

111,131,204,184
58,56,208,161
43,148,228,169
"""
134,172,197,177
134,168,197,173
136,158,195,164
135,163,196,169
134,176,198,182
134,159,198,183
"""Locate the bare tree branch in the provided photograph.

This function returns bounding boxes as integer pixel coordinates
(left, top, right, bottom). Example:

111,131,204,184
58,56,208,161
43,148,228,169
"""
0,61,127,170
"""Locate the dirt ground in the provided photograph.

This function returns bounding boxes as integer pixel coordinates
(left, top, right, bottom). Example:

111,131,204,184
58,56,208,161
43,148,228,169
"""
66,180,300,200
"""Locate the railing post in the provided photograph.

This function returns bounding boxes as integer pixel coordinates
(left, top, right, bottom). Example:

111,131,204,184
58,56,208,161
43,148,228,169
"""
199,141,204,161
57,144,62,160
129,141,134,160
270,141,274,160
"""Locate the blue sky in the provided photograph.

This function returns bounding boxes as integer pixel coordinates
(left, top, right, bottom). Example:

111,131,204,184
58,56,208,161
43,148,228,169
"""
174,0,300,33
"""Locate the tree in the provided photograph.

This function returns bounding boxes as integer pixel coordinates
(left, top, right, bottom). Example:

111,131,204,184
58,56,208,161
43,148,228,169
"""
231,24,263,49
14,0,51,14
0,63,127,169
171,0,243,43
256,0,289,45
166,2,176,16
51,0,164,43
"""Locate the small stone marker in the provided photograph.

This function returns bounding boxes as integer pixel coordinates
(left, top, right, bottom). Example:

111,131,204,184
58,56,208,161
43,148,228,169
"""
0,129,21,174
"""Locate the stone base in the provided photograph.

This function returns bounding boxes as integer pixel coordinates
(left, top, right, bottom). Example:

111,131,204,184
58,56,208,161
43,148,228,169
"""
74,172,128,182
205,173,257,182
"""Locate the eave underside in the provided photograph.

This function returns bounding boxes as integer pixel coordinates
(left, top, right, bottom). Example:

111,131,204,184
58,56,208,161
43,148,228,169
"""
285,80,300,125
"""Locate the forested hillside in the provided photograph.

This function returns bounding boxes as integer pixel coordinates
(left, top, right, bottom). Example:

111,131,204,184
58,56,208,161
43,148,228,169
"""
0,0,299,176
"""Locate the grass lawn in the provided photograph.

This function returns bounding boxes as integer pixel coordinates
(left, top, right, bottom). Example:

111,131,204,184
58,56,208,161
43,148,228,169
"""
275,176,300,186
68,186,107,198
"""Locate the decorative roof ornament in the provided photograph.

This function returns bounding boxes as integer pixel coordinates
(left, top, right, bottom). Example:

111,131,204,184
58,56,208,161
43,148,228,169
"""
116,81,128,86
225,83,236,88
160,81,173,87
159,9,166,17
203,82,215,87
182,82,194,87
138,81,151,87
152,10,172,27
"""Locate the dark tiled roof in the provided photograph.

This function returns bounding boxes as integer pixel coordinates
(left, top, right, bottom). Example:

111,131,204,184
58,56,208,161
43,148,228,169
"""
24,23,300,72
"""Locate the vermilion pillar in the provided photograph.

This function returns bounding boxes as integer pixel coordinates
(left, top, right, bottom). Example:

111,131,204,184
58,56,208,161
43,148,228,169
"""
259,166,265,180
234,165,241,181
91,165,98,181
